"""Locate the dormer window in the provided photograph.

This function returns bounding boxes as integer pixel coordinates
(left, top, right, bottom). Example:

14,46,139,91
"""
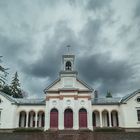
65,61,72,71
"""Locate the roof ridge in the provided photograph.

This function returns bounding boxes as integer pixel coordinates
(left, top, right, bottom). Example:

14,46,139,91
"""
0,91,16,103
122,89,140,102
44,78,60,93
76,77,93,91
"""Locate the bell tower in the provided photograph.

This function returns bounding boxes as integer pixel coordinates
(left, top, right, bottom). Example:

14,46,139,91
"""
63,45,75,71
59,45,78,88
63,54,75,71
60,45,78,76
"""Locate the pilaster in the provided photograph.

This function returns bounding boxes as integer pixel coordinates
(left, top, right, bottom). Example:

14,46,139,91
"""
59,100,64,129
73,100,78,129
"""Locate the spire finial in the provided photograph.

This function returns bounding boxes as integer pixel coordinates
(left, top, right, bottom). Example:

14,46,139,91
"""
66,45,71,54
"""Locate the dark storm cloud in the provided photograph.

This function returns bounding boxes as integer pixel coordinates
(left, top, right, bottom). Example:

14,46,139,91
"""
0,35,32,59
77,52,133,95
134,1,140,19
20,17,104,80
86,0,112,11
81,19,102,46
20,20,79,80
117,25,132,40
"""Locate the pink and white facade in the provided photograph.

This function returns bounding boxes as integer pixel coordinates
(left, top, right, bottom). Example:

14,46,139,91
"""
0,53,140,131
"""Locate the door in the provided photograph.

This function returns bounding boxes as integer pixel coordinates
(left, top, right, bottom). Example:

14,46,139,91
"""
79,109,87,128
64,109,73,128
50,109,58,128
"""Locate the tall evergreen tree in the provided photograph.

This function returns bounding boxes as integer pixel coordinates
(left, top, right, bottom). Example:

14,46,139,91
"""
10,72,23,98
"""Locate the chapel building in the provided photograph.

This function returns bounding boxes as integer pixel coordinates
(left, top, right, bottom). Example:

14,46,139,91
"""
0,51,140,131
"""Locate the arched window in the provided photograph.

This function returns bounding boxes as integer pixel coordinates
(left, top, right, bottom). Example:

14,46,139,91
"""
65,61,72,71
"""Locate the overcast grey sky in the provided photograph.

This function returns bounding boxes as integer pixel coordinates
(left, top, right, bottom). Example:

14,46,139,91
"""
0,0,140,98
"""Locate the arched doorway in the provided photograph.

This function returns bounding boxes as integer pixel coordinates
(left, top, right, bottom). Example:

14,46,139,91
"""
92,111,100,127
111,111,119,127
79,108,87,128
19,111,26,127
50,108,58,128
28,111,35,127
64,109,73,128
102,110,109,127
37,111,45,127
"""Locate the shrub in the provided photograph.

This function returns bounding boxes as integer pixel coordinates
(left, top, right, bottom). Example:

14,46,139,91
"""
94,127,125,132
13,128,43,132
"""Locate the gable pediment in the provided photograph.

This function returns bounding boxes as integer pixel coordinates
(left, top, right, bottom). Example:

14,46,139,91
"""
44,77,93,93
122,89,140,103
0,92,15,104
75,78,93,92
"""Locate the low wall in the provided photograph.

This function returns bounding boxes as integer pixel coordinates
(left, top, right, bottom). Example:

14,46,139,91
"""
0,132,140,140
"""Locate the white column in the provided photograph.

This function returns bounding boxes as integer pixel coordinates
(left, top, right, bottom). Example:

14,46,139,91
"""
109,111,112,127
46,110,50,130
59,100,64,129
88,110,93,130
31,114,33,127
35,112,38,128
97,112,100,127
73,100,78,129
45,101,50,130
87,101,93,130
39,114,41,127
100,111,103,127
26,112,29,128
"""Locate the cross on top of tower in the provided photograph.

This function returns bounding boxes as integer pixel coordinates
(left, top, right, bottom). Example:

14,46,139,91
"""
66,45,71,53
